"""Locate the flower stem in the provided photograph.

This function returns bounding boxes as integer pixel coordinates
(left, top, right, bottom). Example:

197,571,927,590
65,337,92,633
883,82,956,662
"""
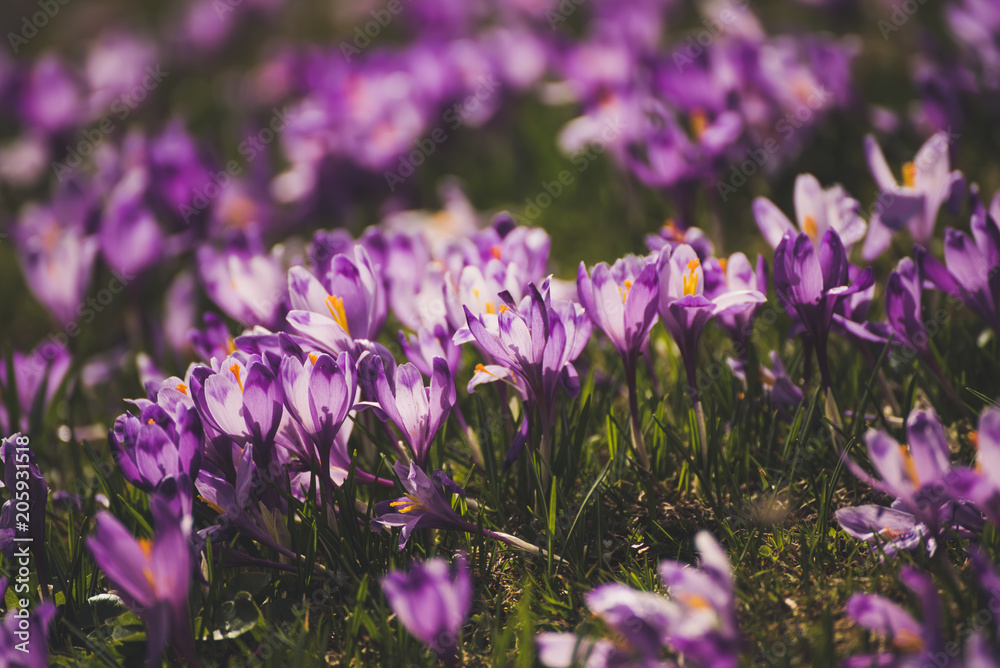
625,358,651,470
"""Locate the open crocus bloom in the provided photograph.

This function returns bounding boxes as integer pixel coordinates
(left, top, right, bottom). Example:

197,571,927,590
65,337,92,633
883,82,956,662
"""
537,531,737,668
862,131,965,260
753,173,866,250
657,244,765,400
372,462,477,550
840,407,984,555
286,245,387,354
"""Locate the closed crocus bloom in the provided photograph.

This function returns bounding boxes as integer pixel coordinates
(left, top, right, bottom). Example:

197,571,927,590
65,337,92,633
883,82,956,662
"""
0,340,71,435
862,132,965,260
87,495,200,668
753,173,866,250
577,254,659,367
99,166,164,278
286,246,387,353
843,568,947,667
108,394,203,521
916,193,1000,333
368,356,455,469
772,230,874,389
381,553,472,666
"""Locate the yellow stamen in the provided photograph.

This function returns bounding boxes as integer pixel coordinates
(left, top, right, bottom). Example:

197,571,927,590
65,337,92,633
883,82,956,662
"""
226,338,237,355
388,493,426,514
490,246,502,260
472,288,480,299
147,418,155,425
690,108,708,140
499,304,509,314
198,494,226,514
803,215,818,241
485,301,496,315
229,363,244,393
718,258,728,274
899,445,920,487
618,279,633,303
175,383,188,395
891,628,924,653
326,295,351,336
902,162,916,188
308,353,318,365
683,258,701,297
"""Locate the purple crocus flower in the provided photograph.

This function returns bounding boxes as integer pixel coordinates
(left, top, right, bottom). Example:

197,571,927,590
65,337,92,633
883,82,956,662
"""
108,392,203,519
916,193,1000,333
753,173,866,250
87,494,200,668
884,257,962,405
862,131,965,260
0,601,56,668
843,567,948,667
99,166,165,279
367,356,455,469
577,254,658,468
0,341,71,435
838,408,983,556
198,233,287,329
657,244,766,402
772,230,874,389
947,406,1000,529
15,199,99,326
286,246,387,353
381,553,472,665
537,531,738,668
372,462,479,551
463,281,592,472
189,353,283,471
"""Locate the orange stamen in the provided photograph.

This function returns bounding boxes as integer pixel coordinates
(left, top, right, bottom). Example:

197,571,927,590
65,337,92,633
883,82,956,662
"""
326,295,351,336
899,445,920,487
490,245,502,260
902,162,916,188
485,302,496,315
891,628,924,653
690,108,708,140
389,493,427,514
803,215,818,241
175,383,188,395
147,418,155,425
229,363,244,393
308,353,318,365
683,258,701,296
